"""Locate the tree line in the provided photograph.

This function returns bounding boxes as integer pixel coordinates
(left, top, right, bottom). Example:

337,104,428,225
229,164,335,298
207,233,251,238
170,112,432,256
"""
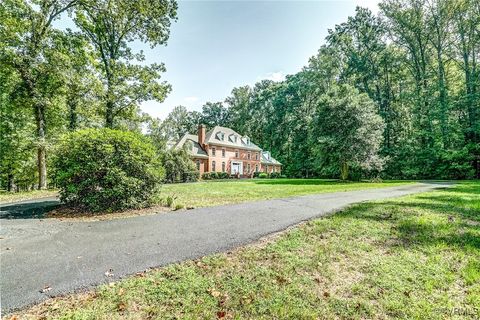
1,0,479,191
0,0,178,190
153,0,480,180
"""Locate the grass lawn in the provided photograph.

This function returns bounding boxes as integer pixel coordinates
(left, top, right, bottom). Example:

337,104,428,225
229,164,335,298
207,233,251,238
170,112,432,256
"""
15,181,479,319
0,189,57,204
158,179,414,209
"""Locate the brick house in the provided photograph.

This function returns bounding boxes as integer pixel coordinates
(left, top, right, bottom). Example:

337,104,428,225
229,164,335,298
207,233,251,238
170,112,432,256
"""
172,125,282,177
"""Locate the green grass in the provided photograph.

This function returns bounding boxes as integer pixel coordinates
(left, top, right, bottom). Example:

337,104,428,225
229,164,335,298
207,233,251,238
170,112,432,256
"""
157,179,414,208
0,189,57,204
16,181,480,319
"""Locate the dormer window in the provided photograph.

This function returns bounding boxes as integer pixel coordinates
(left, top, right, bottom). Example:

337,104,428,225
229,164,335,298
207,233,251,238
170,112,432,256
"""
216,132,225,140
242,136,250,145
229,134,237,143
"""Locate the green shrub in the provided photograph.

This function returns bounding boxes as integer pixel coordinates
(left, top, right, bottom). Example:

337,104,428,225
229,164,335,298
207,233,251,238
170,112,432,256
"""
269,172,281,179
218,172,229,179
258,172,268,178
202,171,230,180
52,128,164,212
161,148,200,183
183,171,200,182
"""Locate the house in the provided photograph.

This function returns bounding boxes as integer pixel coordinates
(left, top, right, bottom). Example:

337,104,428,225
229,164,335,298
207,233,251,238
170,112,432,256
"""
172,125,282,177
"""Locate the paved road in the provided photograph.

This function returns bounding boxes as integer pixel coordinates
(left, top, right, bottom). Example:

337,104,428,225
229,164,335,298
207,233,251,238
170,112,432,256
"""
1,182,451,312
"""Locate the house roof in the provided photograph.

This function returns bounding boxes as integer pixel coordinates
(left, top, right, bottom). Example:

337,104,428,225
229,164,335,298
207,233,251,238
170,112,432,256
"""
173,133,209,159
173,126,281,165
204,126,262,151
261,151,282,166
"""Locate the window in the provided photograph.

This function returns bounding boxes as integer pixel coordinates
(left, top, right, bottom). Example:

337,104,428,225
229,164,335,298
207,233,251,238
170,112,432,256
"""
222,162,225,172
222,148,225,157
212,147,216,156
247,152,251,160
247,163,251,172
212,161,216,172
216,132,225,140
255,164,258,172
235,149,239,158
196,160,200,171
255,153,259,160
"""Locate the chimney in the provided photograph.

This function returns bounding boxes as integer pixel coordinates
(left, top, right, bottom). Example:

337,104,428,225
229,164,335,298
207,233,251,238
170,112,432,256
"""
198,124,206,146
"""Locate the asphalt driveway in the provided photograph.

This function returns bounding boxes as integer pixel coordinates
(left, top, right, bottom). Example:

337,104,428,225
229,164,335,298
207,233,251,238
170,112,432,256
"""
0,182,452,312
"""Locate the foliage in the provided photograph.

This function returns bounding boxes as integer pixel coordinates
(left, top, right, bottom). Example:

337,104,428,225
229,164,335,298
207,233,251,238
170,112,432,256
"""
161,148,199,183
52,129,164,212
312,84,385,180
268,172,282,179
201,172,230,180
157,1,479,180
0,0,81,189
258,172,268,179
74,0,178,128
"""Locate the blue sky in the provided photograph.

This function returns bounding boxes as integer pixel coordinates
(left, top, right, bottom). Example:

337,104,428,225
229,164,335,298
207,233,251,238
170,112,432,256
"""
63,1,379,119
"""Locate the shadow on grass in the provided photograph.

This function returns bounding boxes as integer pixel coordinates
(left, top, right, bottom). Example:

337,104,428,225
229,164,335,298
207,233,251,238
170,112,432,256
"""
345,184,480,251
0,199,60,219
253,179,348,186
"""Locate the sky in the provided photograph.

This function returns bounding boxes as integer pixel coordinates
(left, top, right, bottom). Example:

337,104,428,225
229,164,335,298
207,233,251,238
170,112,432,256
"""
70,0,380,120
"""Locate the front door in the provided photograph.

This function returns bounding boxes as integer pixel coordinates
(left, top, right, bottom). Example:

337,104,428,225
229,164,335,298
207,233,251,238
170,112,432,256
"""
231,162,242,175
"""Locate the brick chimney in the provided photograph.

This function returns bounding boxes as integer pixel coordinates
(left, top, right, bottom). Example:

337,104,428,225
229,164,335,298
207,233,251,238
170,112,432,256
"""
198,124,206,146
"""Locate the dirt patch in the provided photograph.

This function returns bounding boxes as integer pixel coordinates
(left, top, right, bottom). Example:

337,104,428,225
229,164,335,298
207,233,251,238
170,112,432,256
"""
46,205,172,221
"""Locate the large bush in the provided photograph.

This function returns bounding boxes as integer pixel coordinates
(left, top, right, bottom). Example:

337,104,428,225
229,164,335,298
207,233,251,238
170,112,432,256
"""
160,148,199,183
53,129,164,212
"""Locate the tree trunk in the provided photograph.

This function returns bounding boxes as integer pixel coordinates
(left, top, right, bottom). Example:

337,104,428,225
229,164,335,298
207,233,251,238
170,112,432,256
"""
35,102,47,190
105,99,114,128
7,172,14,192
68,99,78,131
340,161,349,181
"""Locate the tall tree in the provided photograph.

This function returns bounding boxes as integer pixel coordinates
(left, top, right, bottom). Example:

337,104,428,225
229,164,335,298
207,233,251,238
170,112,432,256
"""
0,0,78,189
200,102,230,129
74,0,178,128
312,85,385,180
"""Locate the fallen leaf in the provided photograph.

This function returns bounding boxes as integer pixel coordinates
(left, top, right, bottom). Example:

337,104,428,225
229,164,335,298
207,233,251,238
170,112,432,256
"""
216,311,226,319
118,288,125,296
9,315,18,320
40,286,52,293
209,289,221,298
117,302,126,311
109,282,115,287
323,291,330,298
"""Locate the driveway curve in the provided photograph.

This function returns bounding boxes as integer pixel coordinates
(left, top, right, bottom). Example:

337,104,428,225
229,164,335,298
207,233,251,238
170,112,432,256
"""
1,182,451,312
